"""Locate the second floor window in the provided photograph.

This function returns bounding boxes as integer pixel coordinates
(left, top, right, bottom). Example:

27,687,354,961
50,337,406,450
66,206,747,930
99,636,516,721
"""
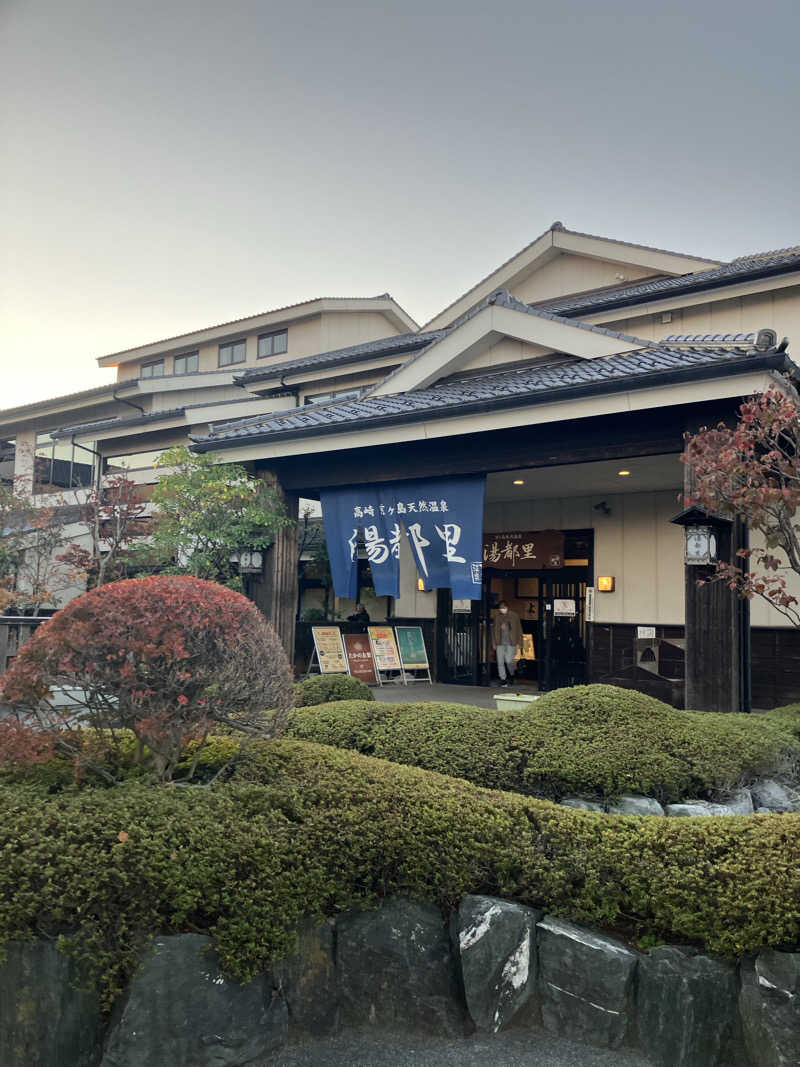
219,340,246,367
174,352,199,375
258,330,288,358
141,359,164,378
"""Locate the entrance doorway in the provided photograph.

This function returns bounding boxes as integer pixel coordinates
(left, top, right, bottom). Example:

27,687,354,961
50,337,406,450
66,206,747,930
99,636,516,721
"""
437,529,593,689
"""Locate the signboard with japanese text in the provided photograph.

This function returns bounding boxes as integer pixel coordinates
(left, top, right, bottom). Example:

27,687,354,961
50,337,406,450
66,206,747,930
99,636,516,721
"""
368,626,403,672
321,476,486,601
553,599,576,617
395,626,430,671
343,633,378,684
482,530,565,570
311,626,348,674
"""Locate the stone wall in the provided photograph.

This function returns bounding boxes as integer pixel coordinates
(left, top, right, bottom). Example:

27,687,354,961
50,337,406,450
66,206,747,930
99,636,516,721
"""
1,896,797,1067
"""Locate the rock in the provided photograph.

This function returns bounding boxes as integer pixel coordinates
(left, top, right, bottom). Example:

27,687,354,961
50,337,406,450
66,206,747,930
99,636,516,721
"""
636,945,738,1067
666,791,753,817
739,949,800,1067
536,916,637,1048
274,918,338,1037
559,797,605,812
102,934,286,1067
453,895,541,1032
750,779,800,812
336,897,467,1036
0,939,103,1067
607,795,665,817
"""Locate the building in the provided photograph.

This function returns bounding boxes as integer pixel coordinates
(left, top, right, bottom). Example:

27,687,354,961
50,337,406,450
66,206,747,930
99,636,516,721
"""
3,223,800,710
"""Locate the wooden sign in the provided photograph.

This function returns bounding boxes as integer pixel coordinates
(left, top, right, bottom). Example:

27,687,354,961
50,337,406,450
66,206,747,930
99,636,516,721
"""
368,625,402,672
483,530,565,570
395,626,429,671
343,633,378,684
311,626,348,674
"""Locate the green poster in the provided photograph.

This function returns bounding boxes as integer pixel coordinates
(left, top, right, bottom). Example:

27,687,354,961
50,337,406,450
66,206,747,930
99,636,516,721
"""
395,626,429,670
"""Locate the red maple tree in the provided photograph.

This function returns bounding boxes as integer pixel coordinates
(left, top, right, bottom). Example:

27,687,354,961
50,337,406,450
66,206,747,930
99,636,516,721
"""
683,381,800,625
0,575,294,781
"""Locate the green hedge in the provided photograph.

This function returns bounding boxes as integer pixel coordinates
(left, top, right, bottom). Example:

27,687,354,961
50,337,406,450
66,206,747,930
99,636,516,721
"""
1,737,798,1013
764,702,800,741
294,674,375,707
287,685,800,802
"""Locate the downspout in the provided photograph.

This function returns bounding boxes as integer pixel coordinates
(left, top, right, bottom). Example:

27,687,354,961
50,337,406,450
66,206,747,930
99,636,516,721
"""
280,375,301,407
113,387,145,415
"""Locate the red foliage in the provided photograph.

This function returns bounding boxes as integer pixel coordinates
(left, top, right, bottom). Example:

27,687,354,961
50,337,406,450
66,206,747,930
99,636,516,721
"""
683,383,800,624
0,575,294,780
0,714,56,769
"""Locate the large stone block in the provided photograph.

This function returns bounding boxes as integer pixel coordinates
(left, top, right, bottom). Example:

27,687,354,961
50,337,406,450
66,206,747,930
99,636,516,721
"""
536,916,637,1048
666,790,753,817
750,779,800,813
101,934,286,1067
274,918,338,1037
559,797,605,812
337,897,467,1036
453,895,542,1032
739,949,800,1067
606,795,665,817
636,945,738,1067
0,939,103,1067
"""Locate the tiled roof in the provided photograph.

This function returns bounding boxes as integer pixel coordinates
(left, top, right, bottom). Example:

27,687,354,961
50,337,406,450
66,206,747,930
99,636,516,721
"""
52,408,187,439
235,330,445,386
731,245,800,264
537,252,800,317
192,341,786,451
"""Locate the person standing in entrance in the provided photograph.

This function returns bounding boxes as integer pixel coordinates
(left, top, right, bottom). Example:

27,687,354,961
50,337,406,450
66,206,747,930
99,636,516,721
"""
492,601,522,687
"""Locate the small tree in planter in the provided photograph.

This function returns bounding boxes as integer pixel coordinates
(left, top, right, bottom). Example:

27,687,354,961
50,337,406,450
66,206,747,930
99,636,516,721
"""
0,575,294,782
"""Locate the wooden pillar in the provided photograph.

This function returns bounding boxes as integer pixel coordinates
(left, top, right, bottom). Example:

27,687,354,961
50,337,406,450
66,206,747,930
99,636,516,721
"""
252,474,299,662
680,459,750,713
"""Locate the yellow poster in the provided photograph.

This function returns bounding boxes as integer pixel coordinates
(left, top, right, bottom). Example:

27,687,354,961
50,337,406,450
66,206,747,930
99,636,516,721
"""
368,625,402,671
312,626,348,674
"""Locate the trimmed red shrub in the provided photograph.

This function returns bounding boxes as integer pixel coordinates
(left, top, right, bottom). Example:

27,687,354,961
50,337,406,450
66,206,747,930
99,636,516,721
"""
0,576,293,781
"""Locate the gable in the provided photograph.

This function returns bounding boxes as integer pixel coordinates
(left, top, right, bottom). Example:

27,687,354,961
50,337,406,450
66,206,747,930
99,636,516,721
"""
512,253,659,306
423,223,720,331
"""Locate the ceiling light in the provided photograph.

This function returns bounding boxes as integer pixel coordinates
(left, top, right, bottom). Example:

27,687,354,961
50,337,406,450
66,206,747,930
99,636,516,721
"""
617,470,631,477
513,479,525,485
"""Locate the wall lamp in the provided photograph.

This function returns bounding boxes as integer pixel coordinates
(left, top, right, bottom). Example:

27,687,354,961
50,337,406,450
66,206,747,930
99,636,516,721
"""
597,576,616,593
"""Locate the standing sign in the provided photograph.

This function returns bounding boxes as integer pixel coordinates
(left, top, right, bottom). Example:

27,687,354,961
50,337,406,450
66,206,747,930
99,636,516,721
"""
321,475,486,602
395,626,432,685
395,626,430,671
343,633,378,684
368,626,402,671
311,626,348,674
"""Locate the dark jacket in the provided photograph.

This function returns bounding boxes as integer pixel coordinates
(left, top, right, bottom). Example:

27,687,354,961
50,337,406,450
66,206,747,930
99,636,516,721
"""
491,609,522,647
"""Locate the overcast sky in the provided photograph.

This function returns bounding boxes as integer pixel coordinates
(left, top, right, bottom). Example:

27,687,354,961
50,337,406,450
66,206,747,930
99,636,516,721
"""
2,0,799,409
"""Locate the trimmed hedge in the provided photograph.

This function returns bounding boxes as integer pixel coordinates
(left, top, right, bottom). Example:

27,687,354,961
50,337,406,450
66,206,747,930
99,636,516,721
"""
294,674,375,707
764,701,800,741
287,684,800,802
1,737,798,1014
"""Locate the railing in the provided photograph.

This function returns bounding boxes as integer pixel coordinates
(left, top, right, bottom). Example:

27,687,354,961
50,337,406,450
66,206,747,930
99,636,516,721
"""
0,616,47,675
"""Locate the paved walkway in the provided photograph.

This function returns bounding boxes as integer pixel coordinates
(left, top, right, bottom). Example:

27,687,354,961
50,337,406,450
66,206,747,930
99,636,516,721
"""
373,681,540,709
262,1032,653,1066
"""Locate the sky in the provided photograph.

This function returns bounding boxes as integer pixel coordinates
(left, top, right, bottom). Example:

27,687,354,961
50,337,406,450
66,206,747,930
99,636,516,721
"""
2,0,799,409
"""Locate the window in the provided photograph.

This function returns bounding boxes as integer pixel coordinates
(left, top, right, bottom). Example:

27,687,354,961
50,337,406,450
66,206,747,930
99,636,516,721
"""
141,360,164,379
34,432,95,490
257,330,288,358
219,340,246,367
304,387,360,405
174,351,199,375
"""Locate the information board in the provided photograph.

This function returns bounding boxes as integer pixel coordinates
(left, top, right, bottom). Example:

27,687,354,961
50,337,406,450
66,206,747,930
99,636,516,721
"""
311,626,348,674
553,598,576,617
343,633,378,684
395,626,430,670
368,625,402,672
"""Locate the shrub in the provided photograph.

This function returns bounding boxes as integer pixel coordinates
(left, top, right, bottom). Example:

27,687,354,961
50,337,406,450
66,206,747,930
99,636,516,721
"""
288,684,800,802
0,576,294,781
1,737,798,1011
764,702,800,741
294,674,375,707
